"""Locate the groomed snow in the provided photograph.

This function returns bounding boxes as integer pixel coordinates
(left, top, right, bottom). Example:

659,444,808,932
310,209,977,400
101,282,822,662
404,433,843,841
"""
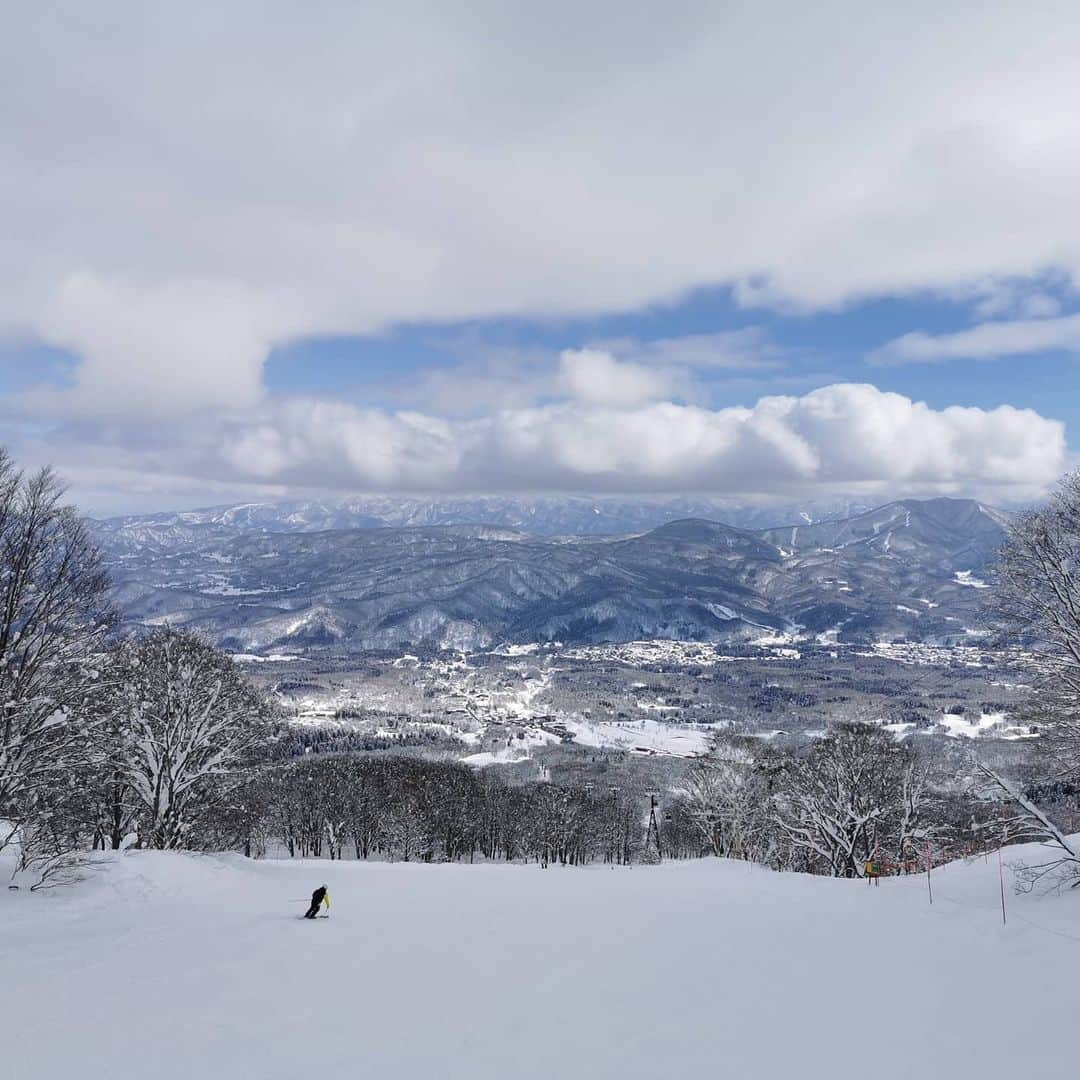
0,846,1074,1079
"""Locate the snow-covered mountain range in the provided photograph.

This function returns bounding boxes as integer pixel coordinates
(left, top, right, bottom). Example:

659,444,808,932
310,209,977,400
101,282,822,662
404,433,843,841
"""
95,493,878,549
96,496,1011,653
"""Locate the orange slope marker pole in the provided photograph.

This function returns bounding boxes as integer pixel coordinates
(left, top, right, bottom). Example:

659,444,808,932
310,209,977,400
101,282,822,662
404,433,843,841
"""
998,845,1007,927
925,841,933,906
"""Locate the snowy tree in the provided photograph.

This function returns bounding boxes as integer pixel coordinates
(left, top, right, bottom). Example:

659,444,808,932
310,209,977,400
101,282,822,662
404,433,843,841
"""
112,630,269,849
259,764,310,857
772,723,922,877
476,771,516,861
412,761,483,862
991,472,1080,780
383,792,431,862
81,659,143,851
0,451,112,860
309,756,357,861
894,751,931,869
242,750,662,868
679,733,771,860
974,763,1080,891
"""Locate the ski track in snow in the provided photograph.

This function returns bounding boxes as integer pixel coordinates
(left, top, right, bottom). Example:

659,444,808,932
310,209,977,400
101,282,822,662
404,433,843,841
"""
0,846,1074,1079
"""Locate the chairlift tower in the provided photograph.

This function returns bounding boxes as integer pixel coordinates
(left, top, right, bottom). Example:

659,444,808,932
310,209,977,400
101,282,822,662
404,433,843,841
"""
646,791,663,861
609,785,620,866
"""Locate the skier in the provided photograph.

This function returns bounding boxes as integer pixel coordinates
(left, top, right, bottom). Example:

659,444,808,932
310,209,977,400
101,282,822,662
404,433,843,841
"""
864,857,880,886
304,884,330,918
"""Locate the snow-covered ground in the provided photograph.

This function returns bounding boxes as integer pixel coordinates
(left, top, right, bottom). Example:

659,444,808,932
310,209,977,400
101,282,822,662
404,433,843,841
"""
938,710,1037,740
461,727,562,766
231,652,306,664
463,716,712,765
559,715,712,756
0,845,1074,1079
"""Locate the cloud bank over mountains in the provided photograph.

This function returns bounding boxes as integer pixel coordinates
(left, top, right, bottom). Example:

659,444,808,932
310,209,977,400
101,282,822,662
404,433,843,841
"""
40,382,1058,506
2,4,1078,507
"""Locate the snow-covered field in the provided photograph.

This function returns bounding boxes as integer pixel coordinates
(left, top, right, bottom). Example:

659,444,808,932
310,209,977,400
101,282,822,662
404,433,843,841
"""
559,715,711,756
938,709,1037,740
0,846,1074,1079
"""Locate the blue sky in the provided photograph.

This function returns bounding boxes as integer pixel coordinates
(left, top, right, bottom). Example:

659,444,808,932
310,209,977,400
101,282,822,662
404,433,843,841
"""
262,286,1080,431
4,286,1076,429
2,5,1079,512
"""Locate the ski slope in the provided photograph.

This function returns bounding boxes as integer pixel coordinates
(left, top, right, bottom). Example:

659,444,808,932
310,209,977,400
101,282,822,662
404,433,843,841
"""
0,846,1074,1079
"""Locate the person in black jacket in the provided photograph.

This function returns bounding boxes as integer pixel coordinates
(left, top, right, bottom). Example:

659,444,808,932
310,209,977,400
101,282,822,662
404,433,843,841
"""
304,884,330,918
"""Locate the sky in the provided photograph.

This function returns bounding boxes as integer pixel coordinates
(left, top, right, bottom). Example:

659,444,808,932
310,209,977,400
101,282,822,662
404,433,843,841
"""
2,2,1079,514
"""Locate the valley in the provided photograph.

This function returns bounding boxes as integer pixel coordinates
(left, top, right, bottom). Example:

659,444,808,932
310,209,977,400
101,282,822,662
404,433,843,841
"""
248,637,1036,786
92,493,1035,779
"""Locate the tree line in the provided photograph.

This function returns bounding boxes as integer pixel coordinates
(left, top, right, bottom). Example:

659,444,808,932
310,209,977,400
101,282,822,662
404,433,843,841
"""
183,720,990,878
217,756,649,868
668,723,983,877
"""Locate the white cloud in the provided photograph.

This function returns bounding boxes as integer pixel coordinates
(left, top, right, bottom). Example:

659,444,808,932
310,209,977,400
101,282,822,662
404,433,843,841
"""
203,383,1063,499
869,313,1080,365
590,330,784,371
14,382,1061,511
341,343,558,417
336,332,779,418
35,275,275,416
5,5,1080,414
969,281,1062,321
556,349,679,406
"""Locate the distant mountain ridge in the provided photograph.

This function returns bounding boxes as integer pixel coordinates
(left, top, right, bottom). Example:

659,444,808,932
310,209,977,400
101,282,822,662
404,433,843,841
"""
761,498,1012,571
95,494,880,548
98,496,1012,653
